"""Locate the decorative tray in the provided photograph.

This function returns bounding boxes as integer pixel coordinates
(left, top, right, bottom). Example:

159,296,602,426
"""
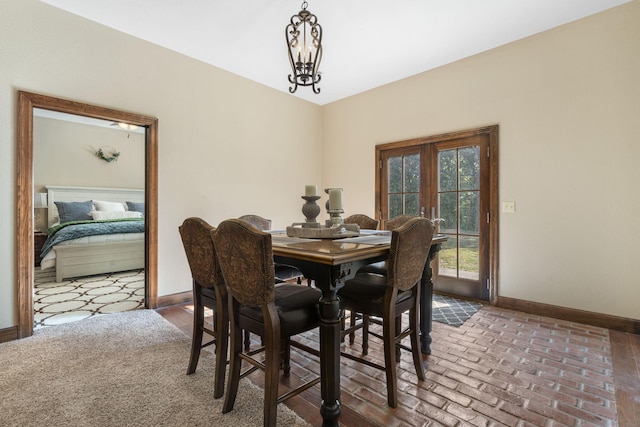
286,223,360,239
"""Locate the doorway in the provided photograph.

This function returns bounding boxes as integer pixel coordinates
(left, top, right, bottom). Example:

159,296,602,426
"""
17,91,159,338
376,125,499,302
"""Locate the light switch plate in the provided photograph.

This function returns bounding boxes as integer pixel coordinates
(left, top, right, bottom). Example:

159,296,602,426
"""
502,201,516,213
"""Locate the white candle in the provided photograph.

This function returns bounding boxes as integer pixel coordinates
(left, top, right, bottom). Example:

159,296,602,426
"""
305,185,317,197
328,188,342,210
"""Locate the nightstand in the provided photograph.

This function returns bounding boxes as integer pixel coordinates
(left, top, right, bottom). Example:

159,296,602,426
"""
34,231,48,267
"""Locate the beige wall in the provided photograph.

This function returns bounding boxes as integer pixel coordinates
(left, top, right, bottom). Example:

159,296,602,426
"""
0,0,322,328
322,1,640,319
1,0,638,330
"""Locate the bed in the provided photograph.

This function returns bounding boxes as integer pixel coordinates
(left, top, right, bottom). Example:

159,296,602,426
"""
40,185,146,282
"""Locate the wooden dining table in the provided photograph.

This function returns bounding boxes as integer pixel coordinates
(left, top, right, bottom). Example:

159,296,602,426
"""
270,230,447,426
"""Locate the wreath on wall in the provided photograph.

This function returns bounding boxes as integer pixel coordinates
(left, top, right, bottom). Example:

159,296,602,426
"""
96,146,121,163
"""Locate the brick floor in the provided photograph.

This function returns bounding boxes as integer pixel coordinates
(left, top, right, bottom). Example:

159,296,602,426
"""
159,303,623,426
287,305,618,426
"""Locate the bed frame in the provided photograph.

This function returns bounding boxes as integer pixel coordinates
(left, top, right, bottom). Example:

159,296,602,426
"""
46,185,145,282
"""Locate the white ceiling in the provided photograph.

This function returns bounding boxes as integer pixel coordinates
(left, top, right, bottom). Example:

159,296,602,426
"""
40,0,630,105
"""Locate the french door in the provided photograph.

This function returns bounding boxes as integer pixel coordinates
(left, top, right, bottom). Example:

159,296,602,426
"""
376,126,498,302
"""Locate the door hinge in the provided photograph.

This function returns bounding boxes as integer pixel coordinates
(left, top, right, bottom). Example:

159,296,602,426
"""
379,160,383,169
486,212,490,223
486,278,490,290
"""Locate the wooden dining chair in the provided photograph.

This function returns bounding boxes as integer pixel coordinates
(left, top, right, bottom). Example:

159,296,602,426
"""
213,219,322,426
178,217,228,399
338,217,434,408
238,214,305,284
344,213,380,230
344,214,418,346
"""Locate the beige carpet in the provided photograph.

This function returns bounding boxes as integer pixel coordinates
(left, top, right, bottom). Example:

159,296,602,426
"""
0,310,310,427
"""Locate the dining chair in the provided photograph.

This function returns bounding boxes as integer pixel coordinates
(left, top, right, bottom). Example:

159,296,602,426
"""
178,217,228,399
213,219,322,426
238,214,305,284
344,213,380,230
341,213,381,341
345,214,418,346
338,217,434,408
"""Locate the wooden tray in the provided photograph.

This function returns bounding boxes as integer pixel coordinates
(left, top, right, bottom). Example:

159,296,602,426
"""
286,223,360,239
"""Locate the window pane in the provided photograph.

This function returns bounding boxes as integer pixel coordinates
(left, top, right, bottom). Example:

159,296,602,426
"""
389,194,402,218
404,153,420,192
459,191,479,235
388,156,402,193
459,236,479,280
439,192,457,234
459,146,480,191
404,193,419,216
438,149,457,192
438,236,457,277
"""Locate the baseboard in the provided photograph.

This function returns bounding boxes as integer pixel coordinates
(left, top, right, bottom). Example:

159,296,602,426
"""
157,291,192,308
497,296,640,334
0,325,18,343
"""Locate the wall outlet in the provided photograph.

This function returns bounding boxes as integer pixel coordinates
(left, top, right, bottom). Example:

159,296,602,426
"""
502,201,516,213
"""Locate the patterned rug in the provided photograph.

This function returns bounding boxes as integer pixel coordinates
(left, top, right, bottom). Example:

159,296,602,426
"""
34,267,144,328
432,294,483,327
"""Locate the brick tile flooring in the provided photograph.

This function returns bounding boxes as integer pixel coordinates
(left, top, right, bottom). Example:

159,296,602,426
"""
291,305,617,426
160,303,625,426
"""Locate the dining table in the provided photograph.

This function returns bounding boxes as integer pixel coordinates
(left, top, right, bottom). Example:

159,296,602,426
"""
270,229,447,426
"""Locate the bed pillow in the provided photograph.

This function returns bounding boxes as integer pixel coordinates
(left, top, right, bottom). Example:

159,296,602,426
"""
54,201,93,223
90,211,143,220
93,200,126,211
126,201,145,215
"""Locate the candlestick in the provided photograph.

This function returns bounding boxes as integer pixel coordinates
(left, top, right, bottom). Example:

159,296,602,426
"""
305,184,317,197
301,195,321,227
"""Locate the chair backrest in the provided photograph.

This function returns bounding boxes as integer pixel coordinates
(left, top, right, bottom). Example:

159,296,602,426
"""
238,214,272,231
344,214,380,230
179,217,224,289
384,214,418,231
387,217,434,291
214,219,275,306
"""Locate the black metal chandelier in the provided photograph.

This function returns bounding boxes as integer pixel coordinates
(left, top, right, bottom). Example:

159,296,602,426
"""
286,1,322,94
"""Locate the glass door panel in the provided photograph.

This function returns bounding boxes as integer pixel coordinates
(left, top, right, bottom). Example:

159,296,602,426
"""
437,146,481,281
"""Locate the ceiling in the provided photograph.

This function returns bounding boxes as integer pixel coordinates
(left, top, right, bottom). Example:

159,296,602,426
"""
40,0,630,105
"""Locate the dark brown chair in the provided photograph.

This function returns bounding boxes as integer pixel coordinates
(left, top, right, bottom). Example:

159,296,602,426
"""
345,214,418,345
339,217,434,408
341,214,380,340
238,214,272,231
238,214,305,284
344,213,380,230
358,214,418,276
179,217,228,399
213,219,321,426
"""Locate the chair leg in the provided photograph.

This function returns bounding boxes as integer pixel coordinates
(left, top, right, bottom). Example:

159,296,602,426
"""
244,330,250,351
213,296,229,399
362,315,370,355
263,306,281,427
409,305,425,380
222,302,243,414
395,316,402,361
382,311,399,408
187,286,204,375
282,338,291,376
349,311,357,344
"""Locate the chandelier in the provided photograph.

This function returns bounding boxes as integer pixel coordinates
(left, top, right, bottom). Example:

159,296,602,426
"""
286,1,322,94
